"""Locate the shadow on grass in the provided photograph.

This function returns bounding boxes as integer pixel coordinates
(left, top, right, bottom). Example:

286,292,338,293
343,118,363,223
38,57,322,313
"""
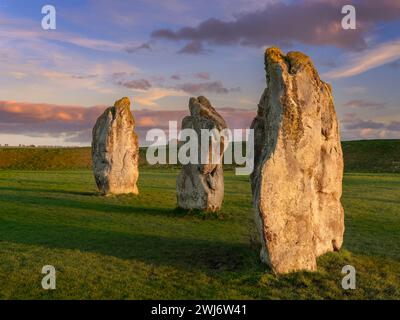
0,177,76,186
0,185,96,196
0,182,259,274
0,186,229,219
0,219,256,274
172,207,228,220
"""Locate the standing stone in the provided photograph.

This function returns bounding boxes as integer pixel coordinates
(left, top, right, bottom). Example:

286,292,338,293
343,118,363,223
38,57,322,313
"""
92,97,139,195
251,48,344,274
177,96,227,212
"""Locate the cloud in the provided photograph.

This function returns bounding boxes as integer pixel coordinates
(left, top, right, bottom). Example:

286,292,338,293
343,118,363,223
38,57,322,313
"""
152,0,400,50
170,72,211,81
137,106,256,134
0,100,105,143
0,28,125,53
3,100,398,145
134,88,186,107
0,15,146,54
71,74,99,80
115,76,241,97
324,39,400,78
177,41,209,54
343,99,387,109
346,119,386,130
171,74,181,80
175,81,240,95
387,121,400,131
111,72,136,79
194,72,210,80
124,43,152,53
0,100,257,144
137,116,158,127
64,129,93,143
341,113,400,140
0,23,141,99
218,107,256,129
116,79,152,91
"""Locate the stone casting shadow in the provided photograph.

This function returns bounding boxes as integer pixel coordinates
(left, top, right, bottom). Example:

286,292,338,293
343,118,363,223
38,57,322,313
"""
0,186,199,218
0,186,258,273
0,219,253,274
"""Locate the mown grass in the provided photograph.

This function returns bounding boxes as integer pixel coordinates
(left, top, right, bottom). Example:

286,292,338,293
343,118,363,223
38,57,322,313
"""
0,169,399,299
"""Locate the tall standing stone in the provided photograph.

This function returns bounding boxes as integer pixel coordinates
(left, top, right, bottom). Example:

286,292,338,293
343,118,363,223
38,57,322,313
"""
251,48,344,274
92,97,139,195
176,96,227,212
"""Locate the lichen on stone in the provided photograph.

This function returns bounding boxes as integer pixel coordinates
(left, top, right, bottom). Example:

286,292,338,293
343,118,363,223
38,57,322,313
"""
251,47,344,274
114,97,130,110
265,47,285,65
177,96,227,212
92,97,139,195
286,51,320,81
265,48,321,81
281,90,304,146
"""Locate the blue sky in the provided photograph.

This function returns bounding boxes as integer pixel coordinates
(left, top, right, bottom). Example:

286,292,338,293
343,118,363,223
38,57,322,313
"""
0,0,399,146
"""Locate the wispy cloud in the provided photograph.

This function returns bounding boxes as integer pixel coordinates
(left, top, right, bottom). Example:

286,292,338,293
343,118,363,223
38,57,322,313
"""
0,26,140,100
343,99,387,109
0,14,146,54
134,88,187,107
324,39,400,78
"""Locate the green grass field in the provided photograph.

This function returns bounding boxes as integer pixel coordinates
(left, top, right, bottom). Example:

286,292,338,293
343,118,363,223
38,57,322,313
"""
0,168,399,299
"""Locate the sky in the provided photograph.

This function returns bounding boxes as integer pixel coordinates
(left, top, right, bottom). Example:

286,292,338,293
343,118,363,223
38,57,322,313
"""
0,0,399,146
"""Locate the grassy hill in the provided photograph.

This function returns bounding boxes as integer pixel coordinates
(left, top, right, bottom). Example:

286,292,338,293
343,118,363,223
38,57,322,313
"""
1,140,399,172
0,147,148,170
0,147,93,170
342,140,400,173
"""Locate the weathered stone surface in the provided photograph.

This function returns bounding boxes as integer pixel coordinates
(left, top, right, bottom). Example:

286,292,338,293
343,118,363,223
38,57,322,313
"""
176,96,227,212
92,97,139,195
251,48,344,274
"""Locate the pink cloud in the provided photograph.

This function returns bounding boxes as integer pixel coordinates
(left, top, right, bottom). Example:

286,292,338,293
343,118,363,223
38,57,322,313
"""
341,113,400,140
343,99,387,109
2,100,398,144
0,100,256,144
194,72,211,80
